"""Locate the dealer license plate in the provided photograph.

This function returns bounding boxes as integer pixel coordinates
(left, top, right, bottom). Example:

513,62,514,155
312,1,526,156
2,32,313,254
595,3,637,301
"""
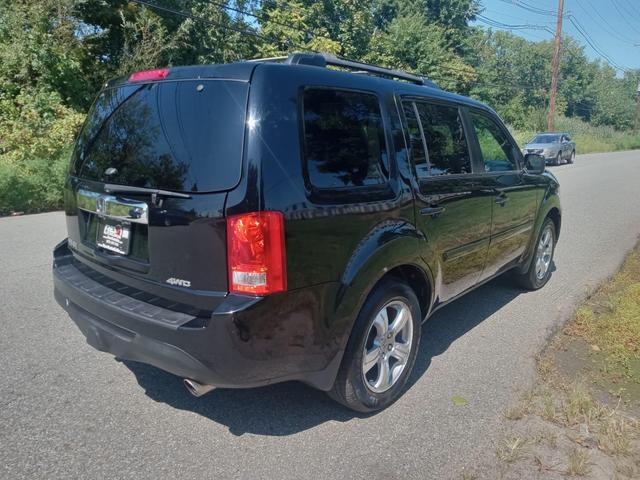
96,218,131,255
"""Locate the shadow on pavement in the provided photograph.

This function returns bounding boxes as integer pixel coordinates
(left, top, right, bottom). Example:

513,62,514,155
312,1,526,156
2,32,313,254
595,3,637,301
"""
121,273,530,436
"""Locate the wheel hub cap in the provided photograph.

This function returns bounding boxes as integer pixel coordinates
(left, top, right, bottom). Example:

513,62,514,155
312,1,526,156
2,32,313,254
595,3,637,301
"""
361,300,414,393
535,226,554,280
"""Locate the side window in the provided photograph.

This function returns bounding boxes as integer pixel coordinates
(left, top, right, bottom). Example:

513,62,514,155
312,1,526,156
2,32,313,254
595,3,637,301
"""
470,111,519,172
302,88,387,189
401,101,429,178
415,102,471,176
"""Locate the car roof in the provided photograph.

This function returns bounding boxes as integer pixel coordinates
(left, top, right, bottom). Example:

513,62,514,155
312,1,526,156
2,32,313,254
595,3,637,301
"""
254,61,495,113
108,56,496,116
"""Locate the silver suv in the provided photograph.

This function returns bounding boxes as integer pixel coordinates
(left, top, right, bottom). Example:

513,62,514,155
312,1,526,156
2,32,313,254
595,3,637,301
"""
523,132,576,166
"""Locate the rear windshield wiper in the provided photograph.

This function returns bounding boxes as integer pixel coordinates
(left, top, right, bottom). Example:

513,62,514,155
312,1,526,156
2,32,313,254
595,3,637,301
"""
103,184,192,199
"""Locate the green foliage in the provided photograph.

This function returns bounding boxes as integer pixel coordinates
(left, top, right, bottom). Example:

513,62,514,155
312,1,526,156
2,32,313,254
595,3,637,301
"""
0,0,94,109
365,14,476,92
587,66,637,130
0,1,85,214
0,87,83,214
0,0,638,215
117,6,179,76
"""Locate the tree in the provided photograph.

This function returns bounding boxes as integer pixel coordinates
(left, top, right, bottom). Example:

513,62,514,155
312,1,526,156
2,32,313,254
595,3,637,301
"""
0,0,85,213
588,65,636,130
366,14,475,92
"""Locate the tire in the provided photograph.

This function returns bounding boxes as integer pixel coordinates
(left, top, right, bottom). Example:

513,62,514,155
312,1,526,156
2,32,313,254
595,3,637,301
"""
567,150,575,164
514,218,556,290
554,152,562,166
328,279,422,412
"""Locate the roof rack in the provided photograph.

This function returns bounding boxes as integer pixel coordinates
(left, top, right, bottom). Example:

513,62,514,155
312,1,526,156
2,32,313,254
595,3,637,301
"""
248,52,439,88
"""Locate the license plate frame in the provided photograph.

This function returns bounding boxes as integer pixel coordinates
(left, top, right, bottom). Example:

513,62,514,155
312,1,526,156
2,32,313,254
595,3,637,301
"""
96,218,131,255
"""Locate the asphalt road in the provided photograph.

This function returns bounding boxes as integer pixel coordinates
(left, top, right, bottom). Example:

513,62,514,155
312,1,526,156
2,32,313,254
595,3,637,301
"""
2,150,640,480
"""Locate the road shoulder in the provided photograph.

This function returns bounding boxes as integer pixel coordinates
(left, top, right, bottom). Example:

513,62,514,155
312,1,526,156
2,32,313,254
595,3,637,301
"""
461,241,640,480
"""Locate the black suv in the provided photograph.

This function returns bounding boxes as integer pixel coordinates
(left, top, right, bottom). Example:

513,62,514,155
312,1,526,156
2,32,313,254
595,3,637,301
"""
53,53,560,412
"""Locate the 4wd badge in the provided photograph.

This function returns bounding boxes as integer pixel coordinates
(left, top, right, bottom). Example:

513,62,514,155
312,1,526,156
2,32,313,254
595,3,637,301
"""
166,277,191,288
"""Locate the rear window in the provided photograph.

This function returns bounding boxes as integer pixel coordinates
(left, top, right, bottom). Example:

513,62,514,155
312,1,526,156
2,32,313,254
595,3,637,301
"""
302,88,388,189
531,134,560,144
71,79,249,193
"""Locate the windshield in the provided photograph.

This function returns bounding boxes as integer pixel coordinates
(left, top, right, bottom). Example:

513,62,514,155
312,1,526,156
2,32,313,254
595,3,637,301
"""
71,79,249,193
530,134,560,144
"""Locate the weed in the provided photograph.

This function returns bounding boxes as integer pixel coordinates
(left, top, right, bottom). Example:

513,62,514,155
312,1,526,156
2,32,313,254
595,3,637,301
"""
540,391,557,423
532,427,558,448
504,403,526,421
566,447,592,476
614,462,637,479
598,416,635,456
563,382,594,425
496,436,527,464
537,355,556,381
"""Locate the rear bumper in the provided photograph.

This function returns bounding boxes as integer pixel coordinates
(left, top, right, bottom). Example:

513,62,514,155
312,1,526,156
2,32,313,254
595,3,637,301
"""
53,241,342,391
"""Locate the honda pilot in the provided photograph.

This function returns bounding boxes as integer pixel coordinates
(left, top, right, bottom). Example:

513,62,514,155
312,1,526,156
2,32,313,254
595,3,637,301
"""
53,53,561,412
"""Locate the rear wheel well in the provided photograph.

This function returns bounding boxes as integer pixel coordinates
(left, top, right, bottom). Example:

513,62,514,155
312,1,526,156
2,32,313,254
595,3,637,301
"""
547,207,561,239
380,265,431,321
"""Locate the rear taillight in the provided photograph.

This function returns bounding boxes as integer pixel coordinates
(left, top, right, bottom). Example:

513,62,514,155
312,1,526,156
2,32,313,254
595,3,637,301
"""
129,68,169,82
227,211,287,295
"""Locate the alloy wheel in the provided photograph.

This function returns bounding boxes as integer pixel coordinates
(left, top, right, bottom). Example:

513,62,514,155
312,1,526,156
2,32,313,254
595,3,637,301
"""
361,300,414,393
535,225,554,280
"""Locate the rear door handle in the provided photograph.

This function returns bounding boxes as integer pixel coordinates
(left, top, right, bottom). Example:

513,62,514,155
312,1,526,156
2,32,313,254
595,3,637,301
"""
495,193,508,206
420,206,446,217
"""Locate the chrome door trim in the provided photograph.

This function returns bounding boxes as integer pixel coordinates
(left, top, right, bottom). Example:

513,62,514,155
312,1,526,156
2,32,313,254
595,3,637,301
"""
77,189,148,224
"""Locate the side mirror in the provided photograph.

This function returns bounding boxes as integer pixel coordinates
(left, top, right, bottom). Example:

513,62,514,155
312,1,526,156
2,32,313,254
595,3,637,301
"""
525,153,545,174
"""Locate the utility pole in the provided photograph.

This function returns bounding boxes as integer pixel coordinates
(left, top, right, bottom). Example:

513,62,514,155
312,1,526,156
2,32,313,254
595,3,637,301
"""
636,81,640,131
547,0,565,132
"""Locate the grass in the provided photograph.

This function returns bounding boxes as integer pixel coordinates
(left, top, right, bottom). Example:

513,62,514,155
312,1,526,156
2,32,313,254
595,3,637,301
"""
615,462,638,479
495,436,528,464
563,242,640,391
598,416,635,456
503,404,526,421
563,382,599,426
566,447,592,476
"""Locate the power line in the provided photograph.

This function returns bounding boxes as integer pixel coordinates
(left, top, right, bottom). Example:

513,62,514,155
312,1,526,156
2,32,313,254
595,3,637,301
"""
128,0,480,80
495,0,560,17
479,7,630,73
476,14,555,35
198,0,320,41
566,14,629,72
128,0,633,100
482,7,555,26
617,0,640,20
128,0,284,45
578,0,639,46
611,0,640,36
627,2,640,15
495,0,632,71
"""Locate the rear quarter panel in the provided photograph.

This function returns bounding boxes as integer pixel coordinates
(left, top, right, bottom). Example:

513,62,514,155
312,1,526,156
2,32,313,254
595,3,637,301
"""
225,64,428,355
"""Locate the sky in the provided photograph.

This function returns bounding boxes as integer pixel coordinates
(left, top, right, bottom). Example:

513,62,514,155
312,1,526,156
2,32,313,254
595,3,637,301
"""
474,0,640,73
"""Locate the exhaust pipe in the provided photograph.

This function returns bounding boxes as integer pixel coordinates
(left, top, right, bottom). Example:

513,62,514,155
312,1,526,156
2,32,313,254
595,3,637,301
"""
183,378,216,397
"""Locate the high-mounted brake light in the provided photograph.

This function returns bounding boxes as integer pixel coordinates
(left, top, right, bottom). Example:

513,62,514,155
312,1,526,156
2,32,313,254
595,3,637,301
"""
227,211,287,295
129,68,170,82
